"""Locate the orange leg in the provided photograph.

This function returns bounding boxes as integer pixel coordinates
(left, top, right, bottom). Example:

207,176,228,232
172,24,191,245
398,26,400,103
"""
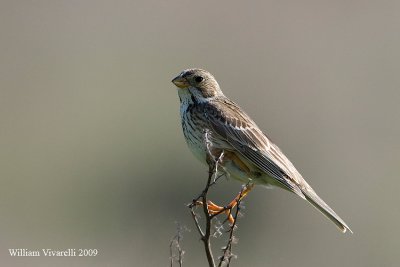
198,183,254,224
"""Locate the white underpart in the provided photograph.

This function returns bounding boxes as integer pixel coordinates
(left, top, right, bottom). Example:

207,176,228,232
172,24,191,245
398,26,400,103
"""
177,87,209,165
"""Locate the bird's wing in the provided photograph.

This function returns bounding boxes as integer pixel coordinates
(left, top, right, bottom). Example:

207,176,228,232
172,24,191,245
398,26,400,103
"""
203,98,308,197
199,98,352,233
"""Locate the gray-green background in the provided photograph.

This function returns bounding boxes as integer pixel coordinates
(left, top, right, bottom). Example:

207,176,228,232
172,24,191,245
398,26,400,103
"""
1,1,399,266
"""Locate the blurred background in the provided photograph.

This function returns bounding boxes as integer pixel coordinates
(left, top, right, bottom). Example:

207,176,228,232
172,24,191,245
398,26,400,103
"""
1,0,399,266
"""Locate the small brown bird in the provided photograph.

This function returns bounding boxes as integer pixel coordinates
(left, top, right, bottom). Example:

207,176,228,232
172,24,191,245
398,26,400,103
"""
172,68,352,233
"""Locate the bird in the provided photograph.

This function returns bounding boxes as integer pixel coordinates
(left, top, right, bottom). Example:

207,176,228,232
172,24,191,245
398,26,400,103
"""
172,68,352,233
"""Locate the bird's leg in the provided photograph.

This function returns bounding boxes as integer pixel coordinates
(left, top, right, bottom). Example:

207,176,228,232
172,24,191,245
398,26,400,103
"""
197,149,255,224
197,183,254,224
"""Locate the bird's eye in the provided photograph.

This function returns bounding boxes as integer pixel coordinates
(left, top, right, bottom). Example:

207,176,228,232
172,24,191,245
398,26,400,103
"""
194,76,203,83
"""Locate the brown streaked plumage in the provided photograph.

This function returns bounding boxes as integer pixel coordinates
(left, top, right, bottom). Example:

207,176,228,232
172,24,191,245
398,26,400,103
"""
172,68,352,233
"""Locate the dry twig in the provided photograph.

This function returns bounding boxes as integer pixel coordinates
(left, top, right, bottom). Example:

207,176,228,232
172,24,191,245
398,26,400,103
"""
170,223,188,267
187,130,248,267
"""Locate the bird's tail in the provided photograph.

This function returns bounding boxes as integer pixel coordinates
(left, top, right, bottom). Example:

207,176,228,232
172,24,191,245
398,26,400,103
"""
303,188,352,233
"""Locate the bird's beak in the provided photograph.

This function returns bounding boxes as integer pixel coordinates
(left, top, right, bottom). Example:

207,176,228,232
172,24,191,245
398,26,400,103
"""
172,75,189,89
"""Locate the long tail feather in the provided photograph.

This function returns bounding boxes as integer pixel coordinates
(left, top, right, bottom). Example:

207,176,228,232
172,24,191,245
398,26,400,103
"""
303,189,352,233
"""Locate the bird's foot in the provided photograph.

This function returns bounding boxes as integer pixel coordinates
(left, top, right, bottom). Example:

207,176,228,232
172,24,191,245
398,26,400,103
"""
193,184,254,224
195,200,236,224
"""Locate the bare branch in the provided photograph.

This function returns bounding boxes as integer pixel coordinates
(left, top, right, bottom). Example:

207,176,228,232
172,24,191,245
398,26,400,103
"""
171,129,248,266
186,129,249,266
218,182,250,267
170,223,188,267
189,208,205,238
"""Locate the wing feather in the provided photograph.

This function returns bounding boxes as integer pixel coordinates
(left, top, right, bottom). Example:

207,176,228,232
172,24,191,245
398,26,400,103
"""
195,97,351,232
202,98,307,197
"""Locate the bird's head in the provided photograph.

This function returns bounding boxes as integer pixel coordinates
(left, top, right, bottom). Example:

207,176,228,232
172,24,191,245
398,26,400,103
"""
172,68,223,102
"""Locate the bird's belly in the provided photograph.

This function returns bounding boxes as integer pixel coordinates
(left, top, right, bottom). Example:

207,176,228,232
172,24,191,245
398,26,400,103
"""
181,119,208,165
185,135,208,165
